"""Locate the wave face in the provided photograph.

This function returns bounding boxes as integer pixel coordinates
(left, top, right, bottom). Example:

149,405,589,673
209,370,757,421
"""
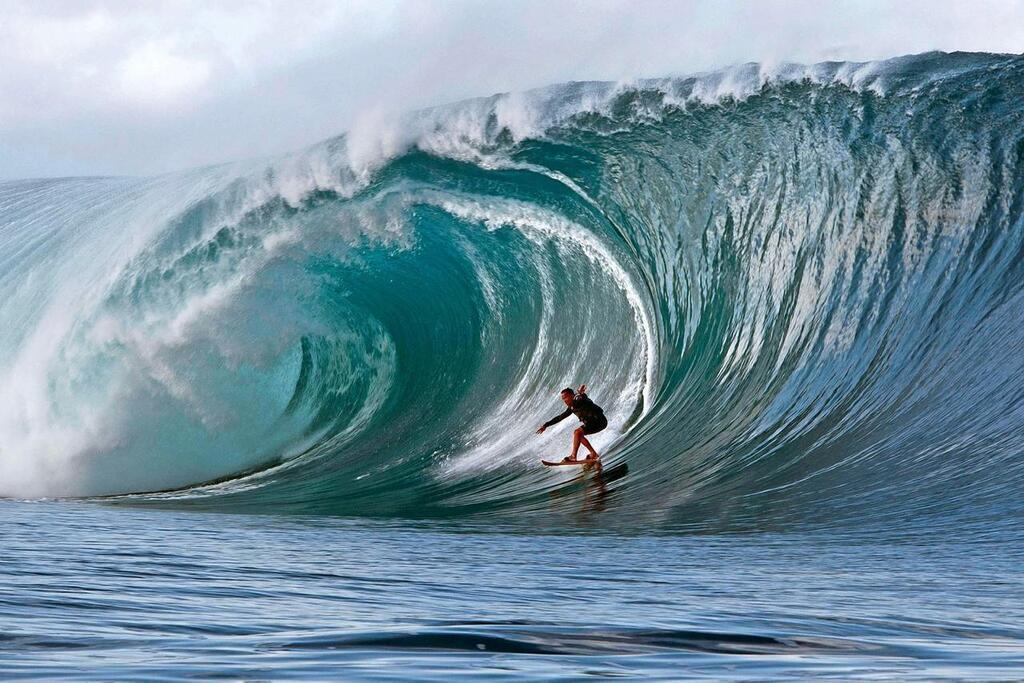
2,52,1024,527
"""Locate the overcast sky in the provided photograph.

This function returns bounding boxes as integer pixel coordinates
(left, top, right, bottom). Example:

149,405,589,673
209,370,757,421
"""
2,0,1022,179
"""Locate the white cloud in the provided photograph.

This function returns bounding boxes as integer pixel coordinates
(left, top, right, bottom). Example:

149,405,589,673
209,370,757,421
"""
0,0,1022,178
116,41,213,109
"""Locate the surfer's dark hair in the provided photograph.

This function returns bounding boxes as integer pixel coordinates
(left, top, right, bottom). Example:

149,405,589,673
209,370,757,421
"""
561,387,574,396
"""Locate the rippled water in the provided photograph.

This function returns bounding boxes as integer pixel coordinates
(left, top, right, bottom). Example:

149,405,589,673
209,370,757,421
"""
4,52,1024,678
3,500,1022,679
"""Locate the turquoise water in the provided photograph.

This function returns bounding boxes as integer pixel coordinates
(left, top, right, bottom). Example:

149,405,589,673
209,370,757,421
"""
3,52,1024,677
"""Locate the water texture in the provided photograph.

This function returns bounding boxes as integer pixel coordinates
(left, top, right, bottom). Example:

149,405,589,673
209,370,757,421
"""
3,502,1023,679
2,52,1023,678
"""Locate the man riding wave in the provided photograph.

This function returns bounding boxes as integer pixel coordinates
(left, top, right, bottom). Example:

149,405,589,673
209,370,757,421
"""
536,384,607,463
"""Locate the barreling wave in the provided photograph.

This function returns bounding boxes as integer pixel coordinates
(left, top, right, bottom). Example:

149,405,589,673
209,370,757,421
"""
2,51,1024,529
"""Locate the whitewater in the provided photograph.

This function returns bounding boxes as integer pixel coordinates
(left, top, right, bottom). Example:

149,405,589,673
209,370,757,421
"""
3,52,1024,678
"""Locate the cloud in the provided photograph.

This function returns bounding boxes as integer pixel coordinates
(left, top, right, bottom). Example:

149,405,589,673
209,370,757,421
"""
1,0,1022,178
116,41,213,109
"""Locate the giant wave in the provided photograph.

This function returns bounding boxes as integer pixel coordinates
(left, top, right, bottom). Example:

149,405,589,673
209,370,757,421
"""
2,52,1023,529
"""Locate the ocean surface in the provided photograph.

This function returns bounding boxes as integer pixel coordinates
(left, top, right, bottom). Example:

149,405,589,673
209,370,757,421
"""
2,52,1024,678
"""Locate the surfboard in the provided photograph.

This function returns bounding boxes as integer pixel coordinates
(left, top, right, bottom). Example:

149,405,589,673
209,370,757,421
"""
542,458,601,467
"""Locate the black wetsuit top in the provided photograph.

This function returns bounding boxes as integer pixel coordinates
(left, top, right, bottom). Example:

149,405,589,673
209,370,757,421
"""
543,393,605,430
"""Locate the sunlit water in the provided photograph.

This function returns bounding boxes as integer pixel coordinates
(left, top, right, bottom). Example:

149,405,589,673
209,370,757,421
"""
3,500,1022,679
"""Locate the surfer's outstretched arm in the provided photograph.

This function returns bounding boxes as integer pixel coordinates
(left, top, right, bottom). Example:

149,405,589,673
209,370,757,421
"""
537,408,572,434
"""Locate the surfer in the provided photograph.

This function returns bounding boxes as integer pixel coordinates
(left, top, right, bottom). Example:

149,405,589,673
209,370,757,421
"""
536,384,607,463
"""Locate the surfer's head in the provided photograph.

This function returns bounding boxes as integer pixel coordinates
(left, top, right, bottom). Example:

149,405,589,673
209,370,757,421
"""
561,387,574,405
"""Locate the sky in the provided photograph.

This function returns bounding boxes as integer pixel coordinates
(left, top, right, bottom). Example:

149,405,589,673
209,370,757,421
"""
2,0,1023,179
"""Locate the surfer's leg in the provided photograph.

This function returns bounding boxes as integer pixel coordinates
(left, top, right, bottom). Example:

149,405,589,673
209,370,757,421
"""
577,418,605,459
573,427,599,460
579,434,599,459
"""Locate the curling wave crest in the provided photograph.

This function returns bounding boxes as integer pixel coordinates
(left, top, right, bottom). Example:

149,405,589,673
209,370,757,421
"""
1,52,1023,529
